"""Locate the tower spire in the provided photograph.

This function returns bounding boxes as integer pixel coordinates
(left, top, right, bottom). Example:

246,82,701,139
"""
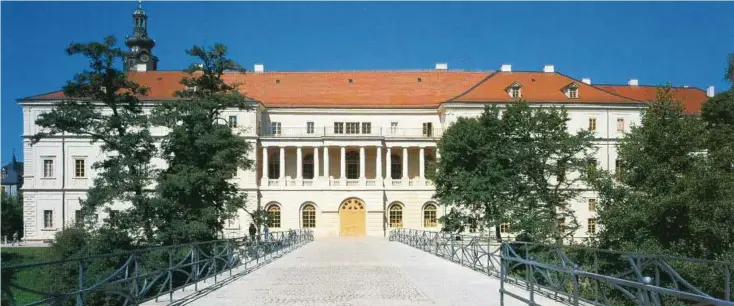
124,0,158,72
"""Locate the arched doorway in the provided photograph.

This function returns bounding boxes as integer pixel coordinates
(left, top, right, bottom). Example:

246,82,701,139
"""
339,198,366,236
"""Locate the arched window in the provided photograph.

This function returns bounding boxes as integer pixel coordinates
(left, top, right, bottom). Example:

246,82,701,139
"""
268,154,280,179
391,154,402,179
346,151,359,179
266,204,281,228
389,204,403,228
302,204,316,228
423,204,437,228
303,154,314,179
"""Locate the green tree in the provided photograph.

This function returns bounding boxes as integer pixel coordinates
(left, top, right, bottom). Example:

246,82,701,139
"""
1,191,23,241
32,36,157,244
434,103,594,243
587,85,734,259
501,102,595,243
151,44,255,244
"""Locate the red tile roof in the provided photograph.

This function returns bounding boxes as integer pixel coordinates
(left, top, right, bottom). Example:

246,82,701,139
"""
450,71,640,104
596,85,708,114
19,70,707,113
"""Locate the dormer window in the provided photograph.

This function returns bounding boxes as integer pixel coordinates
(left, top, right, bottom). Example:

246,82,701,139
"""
565,83,580,99
508,82,522,99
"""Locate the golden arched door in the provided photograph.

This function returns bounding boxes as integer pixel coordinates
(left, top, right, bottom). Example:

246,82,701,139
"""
339,198,366,236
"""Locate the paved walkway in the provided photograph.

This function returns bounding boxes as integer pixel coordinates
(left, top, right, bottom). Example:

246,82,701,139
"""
167,237,563,306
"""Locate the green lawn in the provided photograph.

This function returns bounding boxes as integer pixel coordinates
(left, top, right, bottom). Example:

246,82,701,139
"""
1,247,57,305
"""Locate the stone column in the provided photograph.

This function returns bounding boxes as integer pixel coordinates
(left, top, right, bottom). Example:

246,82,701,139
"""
419,147,425,179
340,146,346,179
279,146,285,180
402,147,408,179
262,146,269,184
376,146,382,179
313,147,320,178
386,147,392,180
323,146,330,179
296,147,303,179
359,146,366,179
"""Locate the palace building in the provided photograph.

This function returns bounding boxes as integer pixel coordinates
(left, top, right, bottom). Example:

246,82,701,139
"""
17,3,714,240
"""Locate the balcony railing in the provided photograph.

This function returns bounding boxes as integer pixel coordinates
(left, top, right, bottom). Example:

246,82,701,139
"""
261,126,443,138
260,178,433,188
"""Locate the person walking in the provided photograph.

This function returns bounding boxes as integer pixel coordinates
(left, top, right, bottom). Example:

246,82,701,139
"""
11,231,20,246
248,223,257,242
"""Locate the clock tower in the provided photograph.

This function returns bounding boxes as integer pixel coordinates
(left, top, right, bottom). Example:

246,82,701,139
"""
124,0,158,72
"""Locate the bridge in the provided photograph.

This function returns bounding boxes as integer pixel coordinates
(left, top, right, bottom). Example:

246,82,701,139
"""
2,229,733,306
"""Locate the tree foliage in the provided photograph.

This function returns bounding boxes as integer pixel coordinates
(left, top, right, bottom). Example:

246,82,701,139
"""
434,102,594,243
150,44,254,244
32,36,157,245
587,85,734,260
1,192,23,241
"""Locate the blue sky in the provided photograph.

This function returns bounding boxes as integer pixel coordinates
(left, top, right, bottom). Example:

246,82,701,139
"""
2,1,733,165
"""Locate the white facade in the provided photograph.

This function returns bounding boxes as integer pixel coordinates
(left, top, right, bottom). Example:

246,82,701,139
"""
19,95,645,241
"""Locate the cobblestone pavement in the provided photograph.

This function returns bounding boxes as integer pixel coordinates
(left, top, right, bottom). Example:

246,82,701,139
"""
185,237,563,306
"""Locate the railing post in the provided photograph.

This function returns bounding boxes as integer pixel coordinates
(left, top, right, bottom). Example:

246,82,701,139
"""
168,249,173,302
528,256,535,304
572,265,580,306
726,264,731,301
500,243,506,306
77,259,85,306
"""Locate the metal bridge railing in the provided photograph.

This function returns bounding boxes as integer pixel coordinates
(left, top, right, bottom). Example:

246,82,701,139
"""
389,228,734,306
1,229,314,306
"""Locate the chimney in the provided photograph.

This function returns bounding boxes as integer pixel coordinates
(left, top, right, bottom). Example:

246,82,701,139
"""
435,63,448,70
543,65,555,73
707,86,715,97
628,79,639,86
500,64,512,72
582,78,591,85
254,64,264,73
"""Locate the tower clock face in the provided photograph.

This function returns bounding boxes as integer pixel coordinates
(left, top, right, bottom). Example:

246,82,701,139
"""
140,54,150,62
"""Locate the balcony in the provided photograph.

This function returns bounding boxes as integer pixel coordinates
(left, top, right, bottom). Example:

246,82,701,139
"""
259,177,434,189
260,126,443,139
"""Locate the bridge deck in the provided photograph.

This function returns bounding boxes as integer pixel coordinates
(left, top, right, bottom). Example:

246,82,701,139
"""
157,237,564,306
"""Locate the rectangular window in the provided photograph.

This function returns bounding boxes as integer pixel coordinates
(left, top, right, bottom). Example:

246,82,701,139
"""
228,115,237,128
44,210,53,228
557,218,566,232
270,122,281,135
588,218,597,234
346,122,360,134
569,88,578,99
75,210,83,226
268,162,280,179
469,219,477,233
511,88,521,99
75,159,85,178
390,122,398,134
333,122,344,134
500,222,510,233
616,118,625,132
588,199,597,212
588,118,597,131
43,159,54,178
306,122,314,134
422,122,433,137
615,159,622,182
361,122,371,134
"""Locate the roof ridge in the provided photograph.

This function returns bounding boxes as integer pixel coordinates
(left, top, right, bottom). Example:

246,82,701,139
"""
555,72,645,103
596,83,706,92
